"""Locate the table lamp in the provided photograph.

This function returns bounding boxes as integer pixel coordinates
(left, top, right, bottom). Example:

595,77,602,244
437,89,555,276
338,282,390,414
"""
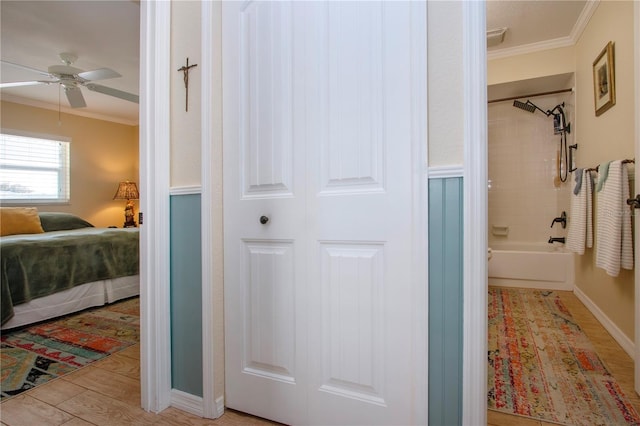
113,181,139,227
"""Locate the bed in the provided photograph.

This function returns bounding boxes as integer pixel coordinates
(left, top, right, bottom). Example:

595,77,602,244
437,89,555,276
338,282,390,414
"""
0,209,139,329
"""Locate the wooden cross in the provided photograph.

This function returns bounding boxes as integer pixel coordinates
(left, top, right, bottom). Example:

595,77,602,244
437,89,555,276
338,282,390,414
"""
178,57,198,111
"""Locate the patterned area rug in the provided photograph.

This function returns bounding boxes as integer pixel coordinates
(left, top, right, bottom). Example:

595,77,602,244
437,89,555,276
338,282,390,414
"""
1,297,139,400
488,287,640,425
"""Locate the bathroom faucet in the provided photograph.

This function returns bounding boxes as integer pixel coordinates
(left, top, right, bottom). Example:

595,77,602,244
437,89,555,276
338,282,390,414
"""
548,236,565,244
550,211,567,229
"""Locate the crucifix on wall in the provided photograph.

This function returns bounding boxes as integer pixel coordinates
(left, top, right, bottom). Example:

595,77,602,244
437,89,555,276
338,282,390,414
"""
178,57,198,112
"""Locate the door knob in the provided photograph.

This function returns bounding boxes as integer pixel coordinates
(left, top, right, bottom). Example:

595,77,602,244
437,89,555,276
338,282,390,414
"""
627,195,640,209
260,216,269,224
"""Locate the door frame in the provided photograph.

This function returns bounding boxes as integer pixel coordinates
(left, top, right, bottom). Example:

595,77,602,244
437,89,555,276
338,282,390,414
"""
634,0,640,396
462,1,488,424
200,0,223,418
139,0,172,413
139,0,490,420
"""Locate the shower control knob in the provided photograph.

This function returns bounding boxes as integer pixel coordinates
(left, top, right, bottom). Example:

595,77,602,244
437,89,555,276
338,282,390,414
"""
260,215,269,224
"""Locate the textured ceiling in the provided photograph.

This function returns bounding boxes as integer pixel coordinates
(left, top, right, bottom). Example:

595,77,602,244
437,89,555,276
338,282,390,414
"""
487,0,588,52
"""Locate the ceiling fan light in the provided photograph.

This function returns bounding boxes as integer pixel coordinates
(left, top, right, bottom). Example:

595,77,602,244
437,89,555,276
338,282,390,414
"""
59,52,78,66
487,27,507,47
48,64,82,76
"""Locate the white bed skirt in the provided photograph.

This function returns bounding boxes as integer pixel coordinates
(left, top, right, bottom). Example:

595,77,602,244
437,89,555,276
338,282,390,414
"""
1,275,139,330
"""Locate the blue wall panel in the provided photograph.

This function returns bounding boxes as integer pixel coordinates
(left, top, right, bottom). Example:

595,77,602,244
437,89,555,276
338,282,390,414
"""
170,194,203,397
428,177,463,426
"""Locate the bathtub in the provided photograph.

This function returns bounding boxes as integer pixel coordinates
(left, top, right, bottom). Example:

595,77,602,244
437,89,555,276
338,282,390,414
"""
488,242,575,291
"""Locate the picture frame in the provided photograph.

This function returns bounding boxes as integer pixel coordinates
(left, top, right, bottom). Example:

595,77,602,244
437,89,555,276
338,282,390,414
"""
593,41,615,116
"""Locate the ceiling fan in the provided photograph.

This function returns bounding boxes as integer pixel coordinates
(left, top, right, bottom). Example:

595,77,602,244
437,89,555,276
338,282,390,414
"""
0,52,138,108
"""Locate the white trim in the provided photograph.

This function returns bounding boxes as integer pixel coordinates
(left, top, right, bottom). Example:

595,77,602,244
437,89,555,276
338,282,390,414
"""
573,286,635,358
634,0,640,396
427,165,464,179
487,0,599,61
410,2,429,424
139,0,172,413
569,0,600,44
200,0,220,419
487,36,574,61
169,185,202,196
0,94,138,126
170,389,204,418
1,127,72,142
215,396,225,418
462,1,488,425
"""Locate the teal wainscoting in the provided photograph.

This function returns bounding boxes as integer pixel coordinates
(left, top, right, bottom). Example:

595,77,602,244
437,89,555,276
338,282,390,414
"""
428,177,463,426
170,193,203,397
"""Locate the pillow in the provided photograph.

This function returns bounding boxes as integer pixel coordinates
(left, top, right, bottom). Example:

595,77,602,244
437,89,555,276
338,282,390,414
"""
0,207,45,236
38,212,94,232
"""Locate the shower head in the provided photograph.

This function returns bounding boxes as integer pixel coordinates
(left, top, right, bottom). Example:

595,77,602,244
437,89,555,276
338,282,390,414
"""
513,99,554,117
513,99,537,113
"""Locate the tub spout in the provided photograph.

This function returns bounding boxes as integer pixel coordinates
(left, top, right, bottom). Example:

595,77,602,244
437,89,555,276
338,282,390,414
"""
548,236,565,244
550,211,567,228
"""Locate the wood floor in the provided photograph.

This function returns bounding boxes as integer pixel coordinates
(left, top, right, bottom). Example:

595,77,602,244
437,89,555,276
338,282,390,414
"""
488,289,640,426
2,289,637,425
0,343,275,426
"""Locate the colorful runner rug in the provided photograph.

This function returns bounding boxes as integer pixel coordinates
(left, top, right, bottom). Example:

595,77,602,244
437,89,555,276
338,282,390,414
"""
488,287,640,425
1,297,139,400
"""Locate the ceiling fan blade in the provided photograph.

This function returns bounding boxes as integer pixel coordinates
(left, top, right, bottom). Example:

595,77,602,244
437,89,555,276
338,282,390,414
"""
65,86,87,108
1,60,52,77
0,80,54,88
85,83,139,104
77,68,121,82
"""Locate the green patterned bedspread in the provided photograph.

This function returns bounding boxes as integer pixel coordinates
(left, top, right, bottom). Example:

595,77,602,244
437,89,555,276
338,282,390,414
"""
1,228,139,325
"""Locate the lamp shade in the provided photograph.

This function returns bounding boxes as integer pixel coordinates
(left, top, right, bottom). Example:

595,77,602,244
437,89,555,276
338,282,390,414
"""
113,181,139,200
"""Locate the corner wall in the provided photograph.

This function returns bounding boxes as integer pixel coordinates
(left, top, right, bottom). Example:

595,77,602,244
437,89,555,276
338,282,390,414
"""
0,101,139,227
573,0,635,346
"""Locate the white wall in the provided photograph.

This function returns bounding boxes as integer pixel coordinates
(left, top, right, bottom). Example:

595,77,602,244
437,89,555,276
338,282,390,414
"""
428,1,464,167
171,1,202,188
488,46,575,87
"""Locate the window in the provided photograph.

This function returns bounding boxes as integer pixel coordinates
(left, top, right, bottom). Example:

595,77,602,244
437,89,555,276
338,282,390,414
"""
0,131,70,203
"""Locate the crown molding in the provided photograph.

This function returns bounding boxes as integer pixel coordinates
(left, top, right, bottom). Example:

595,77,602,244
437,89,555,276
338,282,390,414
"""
487,0,600,61
487,35,574,60
569,0,600,44
0,94,139,126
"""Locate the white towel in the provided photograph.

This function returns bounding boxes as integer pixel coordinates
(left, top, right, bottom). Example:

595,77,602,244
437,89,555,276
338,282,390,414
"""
595,161,634,276
566,169,593,254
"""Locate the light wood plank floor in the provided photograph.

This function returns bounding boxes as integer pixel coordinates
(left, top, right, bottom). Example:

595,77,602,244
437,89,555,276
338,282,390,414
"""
0,344,276,426
2,289,637,425
488,289,640,426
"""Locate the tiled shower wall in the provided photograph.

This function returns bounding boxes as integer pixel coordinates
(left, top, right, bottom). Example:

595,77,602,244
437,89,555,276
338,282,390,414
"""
488,93,573,247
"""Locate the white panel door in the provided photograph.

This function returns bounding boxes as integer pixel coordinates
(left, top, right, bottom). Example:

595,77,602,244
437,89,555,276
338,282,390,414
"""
223,2,307,424
223,2,426,425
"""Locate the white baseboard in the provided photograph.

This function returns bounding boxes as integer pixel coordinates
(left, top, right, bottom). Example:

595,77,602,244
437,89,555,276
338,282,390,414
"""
170,389,204,417
573,286,635,358
215,396,225,418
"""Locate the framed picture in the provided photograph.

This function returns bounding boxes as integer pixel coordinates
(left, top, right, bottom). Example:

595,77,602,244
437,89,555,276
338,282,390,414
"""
593,41,615,116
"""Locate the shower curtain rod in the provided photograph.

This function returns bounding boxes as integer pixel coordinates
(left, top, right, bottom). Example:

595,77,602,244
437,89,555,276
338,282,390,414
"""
488,88,574,104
